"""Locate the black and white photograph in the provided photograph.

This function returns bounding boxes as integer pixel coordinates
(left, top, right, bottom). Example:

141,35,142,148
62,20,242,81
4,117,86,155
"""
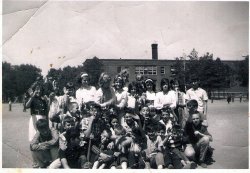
1,0,249,170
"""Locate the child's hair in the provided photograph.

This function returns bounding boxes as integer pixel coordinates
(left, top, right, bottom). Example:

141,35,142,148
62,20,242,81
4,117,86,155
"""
63,115,74,126
66,126,80,140
36,119,49,131
187,99,198,109
77,72,89,84
68,102,79,111
98,72,111,87
102,128,112,138
85,101,101,111
128,81,138,93
65,82,75,90
114,125,126,136
160,78,170,91
113,75,125,88
191,111,201,118
145,78,156,92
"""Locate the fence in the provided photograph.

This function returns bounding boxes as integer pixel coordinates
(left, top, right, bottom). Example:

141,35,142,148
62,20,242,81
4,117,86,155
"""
210,91,248,102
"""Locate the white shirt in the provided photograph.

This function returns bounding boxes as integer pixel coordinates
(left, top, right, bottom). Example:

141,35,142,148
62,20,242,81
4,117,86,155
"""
154,90,177,109
186,88,208,112
75,86,96,107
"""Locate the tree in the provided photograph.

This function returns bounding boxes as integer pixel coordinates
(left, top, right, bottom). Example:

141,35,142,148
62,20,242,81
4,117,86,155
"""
83,56,104,87
2,62,42,102
238,56,249,87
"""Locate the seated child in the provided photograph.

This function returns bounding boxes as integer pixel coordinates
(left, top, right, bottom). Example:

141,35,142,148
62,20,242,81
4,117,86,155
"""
160,124,196,169
142,125,165,169
59,127,88,168
30,119,59,168
92,128,115,169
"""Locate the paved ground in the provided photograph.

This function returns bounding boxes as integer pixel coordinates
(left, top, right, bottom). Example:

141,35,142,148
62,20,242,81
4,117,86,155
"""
1,100,249,168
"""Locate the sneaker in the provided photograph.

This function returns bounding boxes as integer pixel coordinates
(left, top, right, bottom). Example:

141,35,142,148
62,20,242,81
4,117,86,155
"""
167,164,174,169
32,163,39,168
199,162,207,168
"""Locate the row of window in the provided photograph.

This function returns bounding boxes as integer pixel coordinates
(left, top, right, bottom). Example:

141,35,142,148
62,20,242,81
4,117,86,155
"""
118,66,166,75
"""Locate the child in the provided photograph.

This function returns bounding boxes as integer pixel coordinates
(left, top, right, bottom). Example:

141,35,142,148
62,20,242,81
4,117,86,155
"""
30,119,59,168
92,128,115,169
142,125,165,169
59,127,88,168
161,124,196,169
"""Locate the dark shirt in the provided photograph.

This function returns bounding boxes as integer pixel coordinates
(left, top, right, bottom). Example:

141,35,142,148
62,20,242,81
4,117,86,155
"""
30,97,48,116
184,121,211,144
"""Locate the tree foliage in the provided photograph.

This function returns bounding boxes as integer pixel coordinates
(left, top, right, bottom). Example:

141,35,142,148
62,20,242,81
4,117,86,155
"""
2,62,42,102
172,49,234,92
238,56,249,87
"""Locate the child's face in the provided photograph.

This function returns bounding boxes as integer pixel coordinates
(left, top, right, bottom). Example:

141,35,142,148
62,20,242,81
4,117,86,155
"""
81,76,89,86
101,130,110,144
140,107,150,117
162,83,169,91
157,130,165,140
192,113,201,126
147,131,156,140
111,119,119,128
90,107,99,117
130,87,136,95
114,79,123,89
125,113,133,124
64,122,73,130
70,104,79,113
38,128,50,137
146,83,153,90
162,112,170,123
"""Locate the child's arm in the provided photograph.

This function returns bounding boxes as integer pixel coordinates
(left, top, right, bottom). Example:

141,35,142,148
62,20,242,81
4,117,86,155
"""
41,129,59,147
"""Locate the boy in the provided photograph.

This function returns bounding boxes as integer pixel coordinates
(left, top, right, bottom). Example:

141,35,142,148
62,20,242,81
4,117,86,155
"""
142,125,165,169
30,119,59,168
92,128,115,169
184,112,213,168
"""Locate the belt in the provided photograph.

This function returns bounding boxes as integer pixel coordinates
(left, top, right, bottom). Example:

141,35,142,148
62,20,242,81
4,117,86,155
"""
33,109,46,115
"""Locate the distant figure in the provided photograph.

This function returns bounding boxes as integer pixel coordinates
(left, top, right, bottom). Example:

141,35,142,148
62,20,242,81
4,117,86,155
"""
239,93,242,103
8,99,12,111
231,93,234,102
227,94,231,104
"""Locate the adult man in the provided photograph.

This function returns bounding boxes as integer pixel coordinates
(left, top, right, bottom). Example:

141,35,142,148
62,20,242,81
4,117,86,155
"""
183,112,212,168
186,78,208,120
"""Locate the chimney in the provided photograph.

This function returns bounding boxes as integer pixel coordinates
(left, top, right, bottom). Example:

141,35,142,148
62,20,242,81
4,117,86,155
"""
151,43,158,60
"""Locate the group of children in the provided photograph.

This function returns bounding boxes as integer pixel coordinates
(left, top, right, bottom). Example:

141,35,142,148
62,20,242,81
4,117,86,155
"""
26,70,212,169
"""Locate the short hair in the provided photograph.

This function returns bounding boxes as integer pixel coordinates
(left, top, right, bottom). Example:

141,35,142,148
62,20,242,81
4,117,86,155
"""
65,82,75,90
191,111,201,117
65,127,80,140
114,125,126,136
63,115,74,126
68,102,79,111
160,78,170,91
187,99,198,108
157,123,166,132
36,119,49,131
102,128,112,138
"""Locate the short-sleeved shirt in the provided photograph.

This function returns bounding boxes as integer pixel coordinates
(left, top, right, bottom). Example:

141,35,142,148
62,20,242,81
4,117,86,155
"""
186,88,208,112
154,91,177,109
145,135,163,156
76,86,96,108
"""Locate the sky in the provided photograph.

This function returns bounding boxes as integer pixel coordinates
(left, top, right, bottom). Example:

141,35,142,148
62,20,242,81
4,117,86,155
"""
2,0,249,76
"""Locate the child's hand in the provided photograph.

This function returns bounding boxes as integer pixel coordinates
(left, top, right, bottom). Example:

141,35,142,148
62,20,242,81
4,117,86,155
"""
114,152,120,157
194,131,200,136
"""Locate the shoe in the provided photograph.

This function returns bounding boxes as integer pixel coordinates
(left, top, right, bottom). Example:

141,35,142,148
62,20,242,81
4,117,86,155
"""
167,164,174,169
32,163,39,168
199,162,207,168
190,161,197,169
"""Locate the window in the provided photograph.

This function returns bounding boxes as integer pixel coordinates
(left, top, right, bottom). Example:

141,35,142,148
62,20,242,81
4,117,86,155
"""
135,66,157,75
160,67,165,74
117,66,121,73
